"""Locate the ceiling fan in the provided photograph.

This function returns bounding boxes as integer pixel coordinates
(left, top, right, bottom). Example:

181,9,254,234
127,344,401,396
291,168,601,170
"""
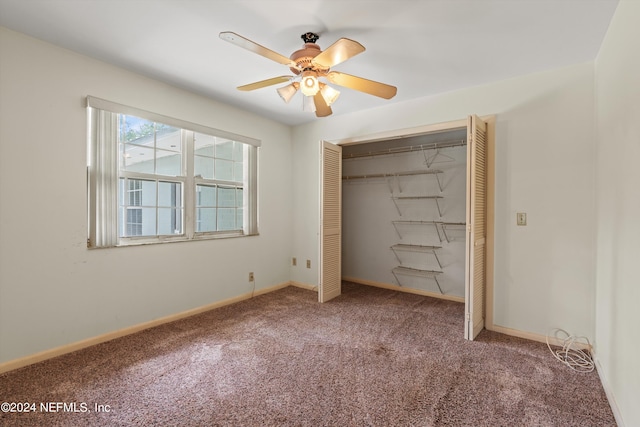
219,31,397,118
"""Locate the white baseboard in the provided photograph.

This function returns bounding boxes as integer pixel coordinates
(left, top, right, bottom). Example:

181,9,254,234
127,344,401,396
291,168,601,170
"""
486,324,593,351
0,281,292,375
290,281,318,291
594,356,625,427
343,276,465,303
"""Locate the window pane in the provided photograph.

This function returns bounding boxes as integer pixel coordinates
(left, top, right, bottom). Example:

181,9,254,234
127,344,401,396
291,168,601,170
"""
155,127,181,152
139,207,157,236
126,208,143,236
218,187,236,207
156,152,181,176
217,208,236,231
127,180,142,206
136,180,157,206
158,208,182,235
121,116,155,145
123,145,155,173
194,155,214,179
120,207,157,237
236,188,244,208
119,178,125,205
197,208,216,232
194,133,215,156
234,161,243,182
233,141,243,161
215,159,234,181
118,207,126,237
236,208,243,230
196,185,216,207
120,117,183,176
215,139,234,160
158,181,181,207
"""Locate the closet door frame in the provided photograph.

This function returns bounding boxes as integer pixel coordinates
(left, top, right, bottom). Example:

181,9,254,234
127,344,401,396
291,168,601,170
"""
322,116,495,338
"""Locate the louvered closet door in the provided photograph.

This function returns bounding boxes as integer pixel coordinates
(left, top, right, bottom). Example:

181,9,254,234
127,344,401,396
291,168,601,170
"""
319,141,342,303
465,115,487,340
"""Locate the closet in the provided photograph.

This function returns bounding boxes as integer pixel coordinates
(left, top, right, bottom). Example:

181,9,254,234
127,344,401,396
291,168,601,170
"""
341,127,467,299
319,115,492,340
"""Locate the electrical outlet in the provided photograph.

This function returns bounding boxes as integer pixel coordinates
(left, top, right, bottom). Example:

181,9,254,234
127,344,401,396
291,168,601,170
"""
292,257,297,266
517,212,527,226
306,259,311,269
249,272,254,282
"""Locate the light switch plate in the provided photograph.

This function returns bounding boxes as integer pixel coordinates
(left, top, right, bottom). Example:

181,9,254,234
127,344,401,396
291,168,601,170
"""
517,212,527,226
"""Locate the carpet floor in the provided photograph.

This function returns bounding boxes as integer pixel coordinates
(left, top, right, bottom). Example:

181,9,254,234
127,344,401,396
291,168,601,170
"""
0,282,615,426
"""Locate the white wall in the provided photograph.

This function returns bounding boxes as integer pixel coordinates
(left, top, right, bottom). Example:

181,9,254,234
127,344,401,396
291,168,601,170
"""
0,27,293,364
594,1,640,425
292,61,596,340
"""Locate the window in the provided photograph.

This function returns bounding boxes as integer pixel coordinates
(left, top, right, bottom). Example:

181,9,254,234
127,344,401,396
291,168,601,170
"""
87,97,259,247
193,132,245,233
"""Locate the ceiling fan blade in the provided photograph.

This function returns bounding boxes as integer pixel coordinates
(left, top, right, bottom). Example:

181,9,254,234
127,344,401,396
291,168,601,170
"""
313,92,333,117
327,71,397,99
311,38,365,69
220,32,298,69
237,76,294,91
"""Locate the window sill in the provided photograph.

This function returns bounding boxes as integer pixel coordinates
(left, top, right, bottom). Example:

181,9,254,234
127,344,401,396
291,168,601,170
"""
88,231,259,249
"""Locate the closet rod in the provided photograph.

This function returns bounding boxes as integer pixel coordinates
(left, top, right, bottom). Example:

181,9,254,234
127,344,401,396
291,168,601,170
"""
342,169,443,181
342,139,466,160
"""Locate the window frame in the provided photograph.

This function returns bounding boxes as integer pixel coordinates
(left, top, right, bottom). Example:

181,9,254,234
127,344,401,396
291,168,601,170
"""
87,96,260,248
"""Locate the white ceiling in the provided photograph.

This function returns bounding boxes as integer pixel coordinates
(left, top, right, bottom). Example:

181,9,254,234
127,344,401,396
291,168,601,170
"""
0,0,618,126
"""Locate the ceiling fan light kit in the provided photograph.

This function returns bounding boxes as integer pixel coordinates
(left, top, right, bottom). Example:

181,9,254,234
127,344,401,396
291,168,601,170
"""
300,70,320,96
277,82,299,103
319,83,340,106
219,31,397,118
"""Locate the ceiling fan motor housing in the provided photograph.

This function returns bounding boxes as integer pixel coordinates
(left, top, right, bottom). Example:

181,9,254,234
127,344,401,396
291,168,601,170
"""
289,33,329,75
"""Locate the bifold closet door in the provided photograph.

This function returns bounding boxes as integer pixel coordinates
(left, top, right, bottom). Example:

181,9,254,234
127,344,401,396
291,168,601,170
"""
465,115,487,340
319,141,342,303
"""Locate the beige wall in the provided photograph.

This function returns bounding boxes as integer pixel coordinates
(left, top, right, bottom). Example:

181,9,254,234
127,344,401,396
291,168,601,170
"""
594,1,640,425
0,27,294,364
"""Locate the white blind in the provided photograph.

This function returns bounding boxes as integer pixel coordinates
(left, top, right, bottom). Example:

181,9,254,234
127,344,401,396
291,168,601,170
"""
87,108,119,247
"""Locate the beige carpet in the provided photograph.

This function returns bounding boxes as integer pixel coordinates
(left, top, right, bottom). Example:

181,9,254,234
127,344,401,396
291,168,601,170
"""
0,282,615,426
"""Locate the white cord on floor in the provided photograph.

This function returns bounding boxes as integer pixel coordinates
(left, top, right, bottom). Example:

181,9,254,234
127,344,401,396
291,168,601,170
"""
251,277,256,298
546,328,595,373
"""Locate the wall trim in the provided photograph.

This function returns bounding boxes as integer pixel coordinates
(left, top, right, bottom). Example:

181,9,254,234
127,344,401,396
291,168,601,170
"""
343,276,465,303
290,281,318,291
0,281,292,375
330,118,469,146
594,356,625,427
486,323,593,350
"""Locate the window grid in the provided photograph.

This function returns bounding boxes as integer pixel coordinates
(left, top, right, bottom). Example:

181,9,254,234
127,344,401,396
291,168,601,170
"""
118,177,184,238
195,184,244,233
116,115,245,241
